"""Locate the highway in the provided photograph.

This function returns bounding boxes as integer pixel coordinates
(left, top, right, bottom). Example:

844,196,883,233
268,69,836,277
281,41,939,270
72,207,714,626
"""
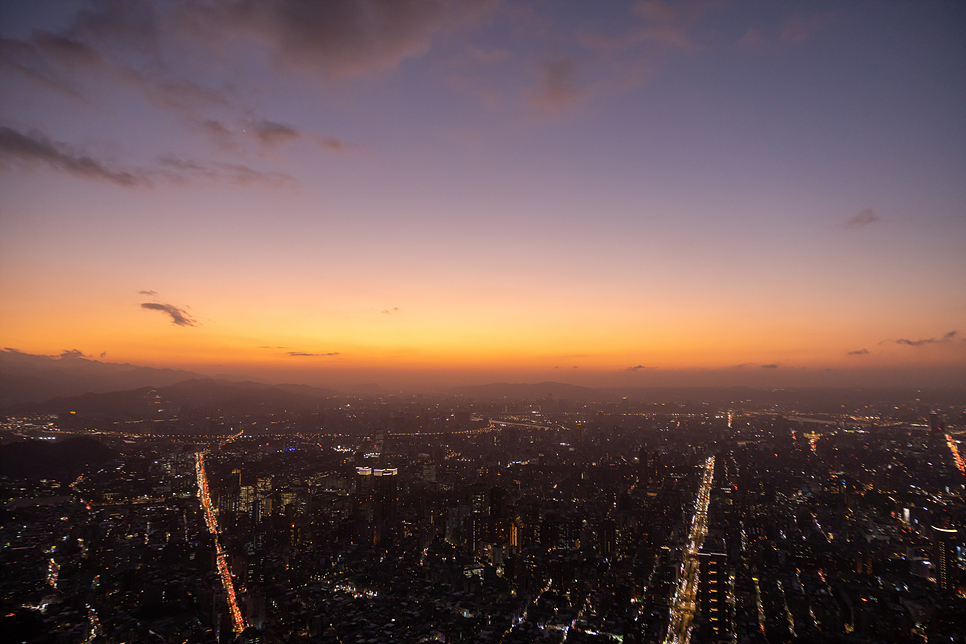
665,455,716,644
195,452,246,634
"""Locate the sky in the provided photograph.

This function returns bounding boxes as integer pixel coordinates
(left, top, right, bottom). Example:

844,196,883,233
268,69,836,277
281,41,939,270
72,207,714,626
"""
1,0,964,391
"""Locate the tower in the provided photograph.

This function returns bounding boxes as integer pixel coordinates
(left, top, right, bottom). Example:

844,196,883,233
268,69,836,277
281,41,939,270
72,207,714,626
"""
934,526,958,591
698,538,732,641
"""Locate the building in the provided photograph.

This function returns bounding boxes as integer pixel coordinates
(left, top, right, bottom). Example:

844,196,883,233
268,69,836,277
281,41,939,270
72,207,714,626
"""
698,539,732,642
934,526,959,591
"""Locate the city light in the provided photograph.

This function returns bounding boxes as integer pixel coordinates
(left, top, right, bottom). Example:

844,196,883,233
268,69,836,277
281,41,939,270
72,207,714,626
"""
195,451,246,633
665,455,715,644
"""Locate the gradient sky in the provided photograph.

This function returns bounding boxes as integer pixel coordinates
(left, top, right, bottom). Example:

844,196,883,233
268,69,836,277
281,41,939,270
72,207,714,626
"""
1,0,964,390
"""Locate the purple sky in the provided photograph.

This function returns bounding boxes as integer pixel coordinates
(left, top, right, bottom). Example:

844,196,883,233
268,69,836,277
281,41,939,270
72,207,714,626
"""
1,1,964,390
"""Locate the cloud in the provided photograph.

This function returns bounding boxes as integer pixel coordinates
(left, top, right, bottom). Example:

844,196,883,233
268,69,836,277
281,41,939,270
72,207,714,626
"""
736,13,829,50
0,31,102,100
258,345,288,349
893,331,957,347
119,68,230,115
201,119,234,149
222,0,498,80
69,0,161,56
626,365,648,371
779,14,828,46
30,30,105,67
237,119,349,153
59,349,88,359
761,364,779,369
0,126,147,187
469,47,511,63
845,208,879,228
140,302,197,327
250,119,300,147
138,289,158,297
847,349,869,355
100,351,107,358
287,351,339,357
733,362,753,369
157,156,297,188
530,56,584,115
381,307,400,314
218,162,297,187
314,134,347,153
735,28,766,50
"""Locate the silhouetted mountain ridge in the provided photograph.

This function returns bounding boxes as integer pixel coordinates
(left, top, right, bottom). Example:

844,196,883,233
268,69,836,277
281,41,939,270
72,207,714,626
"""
6,378,342,416
0,349,209,404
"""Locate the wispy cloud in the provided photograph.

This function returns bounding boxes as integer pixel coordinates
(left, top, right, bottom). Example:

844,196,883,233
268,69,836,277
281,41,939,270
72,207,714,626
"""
530,56,585,115
140,302,197,327
218,0,498,81
381,307,400,314
626,364,648,371
0,126,147,187
779,14,828,46
138,289,158,297
845,208,879,228
157,156,297,188
287,351,339,357
736,13,829,50
761,363,779,369
249,119,300,148
847,349,869,355
892,330,956,347
59,349,88,359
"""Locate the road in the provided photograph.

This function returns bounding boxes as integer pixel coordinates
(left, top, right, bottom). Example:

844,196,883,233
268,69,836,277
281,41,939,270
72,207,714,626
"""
196,452,246,634
665,455,716,644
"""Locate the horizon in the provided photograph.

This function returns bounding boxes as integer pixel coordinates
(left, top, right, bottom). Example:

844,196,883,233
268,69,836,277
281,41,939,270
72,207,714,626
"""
1,1,964,391
3,347,965,397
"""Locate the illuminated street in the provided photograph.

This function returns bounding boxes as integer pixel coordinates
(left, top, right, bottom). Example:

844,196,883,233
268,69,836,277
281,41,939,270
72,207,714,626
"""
665,455,715,644
195,452,245,634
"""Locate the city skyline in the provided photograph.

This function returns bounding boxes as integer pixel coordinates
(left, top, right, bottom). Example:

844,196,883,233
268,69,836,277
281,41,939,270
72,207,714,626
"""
1,0,964,391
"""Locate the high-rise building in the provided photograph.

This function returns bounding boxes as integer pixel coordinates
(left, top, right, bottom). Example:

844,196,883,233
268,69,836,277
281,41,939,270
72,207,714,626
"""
600,519,616,557
354,467,397,545
698,538,732,641
934,526,959,591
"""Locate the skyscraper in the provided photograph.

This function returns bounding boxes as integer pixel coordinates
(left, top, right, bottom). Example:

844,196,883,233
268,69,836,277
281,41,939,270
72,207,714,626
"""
934,526,959,591
698,538,732,641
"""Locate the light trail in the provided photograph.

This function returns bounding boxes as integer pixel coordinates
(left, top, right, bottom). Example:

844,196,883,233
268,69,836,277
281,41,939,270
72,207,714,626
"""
195,452,245,633
945,434,965,475
665,455,716,644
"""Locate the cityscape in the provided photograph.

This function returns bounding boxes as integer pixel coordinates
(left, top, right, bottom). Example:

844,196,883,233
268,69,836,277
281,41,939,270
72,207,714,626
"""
1,1,964,643
1,380,964,643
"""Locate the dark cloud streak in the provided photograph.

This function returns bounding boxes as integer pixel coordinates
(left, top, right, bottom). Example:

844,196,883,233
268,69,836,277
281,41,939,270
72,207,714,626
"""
287,351,339,357
0,126,147,187
845,208,879,228
140,302,197,327
894,330,956,347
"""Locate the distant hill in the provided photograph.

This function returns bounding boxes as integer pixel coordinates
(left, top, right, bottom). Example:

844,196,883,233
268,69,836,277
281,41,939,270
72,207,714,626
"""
7,378,342,416
446,382,964,412
0,435,117,480
0,349,210,405
447,381,613,402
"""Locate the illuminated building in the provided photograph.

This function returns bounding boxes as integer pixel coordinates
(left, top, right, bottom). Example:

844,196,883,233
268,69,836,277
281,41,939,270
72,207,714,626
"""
698,540,732,641
933,526,959,591
354,467,398,545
